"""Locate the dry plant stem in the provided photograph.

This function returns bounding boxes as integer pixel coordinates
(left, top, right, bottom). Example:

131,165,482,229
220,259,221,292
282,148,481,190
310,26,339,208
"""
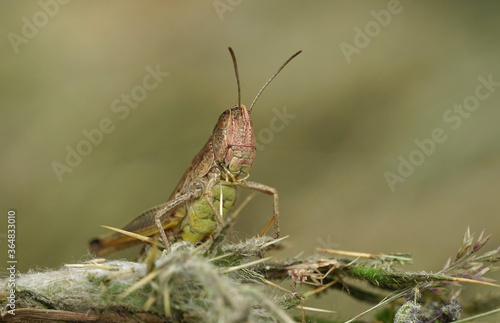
2,228,500,322
0,309,99,322
453,307,500,323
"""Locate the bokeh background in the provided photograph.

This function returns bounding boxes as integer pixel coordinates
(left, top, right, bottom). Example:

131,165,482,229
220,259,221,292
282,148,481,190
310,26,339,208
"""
2,1,500,320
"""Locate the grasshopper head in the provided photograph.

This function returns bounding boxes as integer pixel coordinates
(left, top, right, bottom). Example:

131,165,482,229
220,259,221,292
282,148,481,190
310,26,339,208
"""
212,104,256,181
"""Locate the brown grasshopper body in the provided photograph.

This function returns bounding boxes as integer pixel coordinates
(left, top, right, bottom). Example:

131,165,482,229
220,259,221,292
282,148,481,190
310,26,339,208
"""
90,48,301,256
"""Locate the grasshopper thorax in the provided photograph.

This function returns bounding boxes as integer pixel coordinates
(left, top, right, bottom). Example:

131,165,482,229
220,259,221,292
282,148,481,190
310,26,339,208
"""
212,104,256,181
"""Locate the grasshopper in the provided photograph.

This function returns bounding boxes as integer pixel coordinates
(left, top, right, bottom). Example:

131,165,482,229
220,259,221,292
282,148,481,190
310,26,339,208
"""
90,48,301,256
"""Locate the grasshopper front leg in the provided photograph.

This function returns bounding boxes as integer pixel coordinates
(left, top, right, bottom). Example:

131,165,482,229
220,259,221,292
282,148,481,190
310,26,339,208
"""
239,181,280,238
154,183,203,251
203,168,225,225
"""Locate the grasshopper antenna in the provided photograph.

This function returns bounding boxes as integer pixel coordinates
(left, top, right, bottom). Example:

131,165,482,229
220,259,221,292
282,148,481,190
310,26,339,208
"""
249,50,302,112
228,47,241,109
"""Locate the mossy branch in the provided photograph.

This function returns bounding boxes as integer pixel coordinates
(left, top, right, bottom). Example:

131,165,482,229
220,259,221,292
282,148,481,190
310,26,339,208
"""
1,229,500,322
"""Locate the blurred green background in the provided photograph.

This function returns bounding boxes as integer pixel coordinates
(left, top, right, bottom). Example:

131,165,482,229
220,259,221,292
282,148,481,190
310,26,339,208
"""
2,0,500,320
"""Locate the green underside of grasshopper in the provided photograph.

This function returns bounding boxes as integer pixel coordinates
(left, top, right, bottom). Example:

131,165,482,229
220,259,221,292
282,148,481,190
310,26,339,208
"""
179,183,235,243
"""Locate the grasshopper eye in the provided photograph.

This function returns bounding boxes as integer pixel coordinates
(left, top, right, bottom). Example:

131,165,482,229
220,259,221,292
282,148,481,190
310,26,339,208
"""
217,110,231,129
